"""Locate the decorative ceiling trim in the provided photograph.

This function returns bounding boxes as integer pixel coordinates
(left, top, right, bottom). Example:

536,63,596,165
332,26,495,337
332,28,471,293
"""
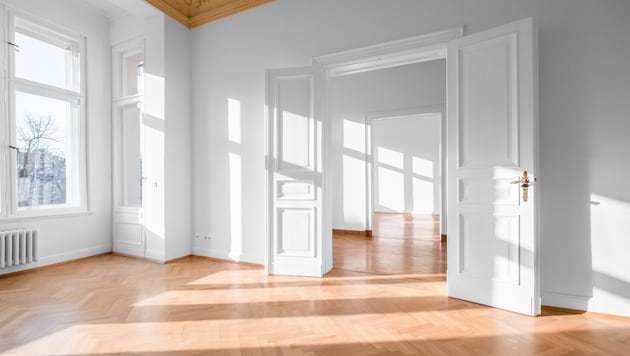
145,0,190,27
189,0,274,28
145,0,275,28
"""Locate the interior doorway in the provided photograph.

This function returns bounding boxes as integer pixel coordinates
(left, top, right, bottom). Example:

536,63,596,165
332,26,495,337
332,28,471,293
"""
267,19,539,315
328,59,447,275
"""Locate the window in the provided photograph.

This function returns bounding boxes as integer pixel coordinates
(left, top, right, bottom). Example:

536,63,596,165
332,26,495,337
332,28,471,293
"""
1,11,87,218
112,39,144,210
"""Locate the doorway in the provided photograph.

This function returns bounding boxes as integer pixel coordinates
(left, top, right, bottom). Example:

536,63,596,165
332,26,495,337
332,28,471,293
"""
266,18,540,315
327,60,447,275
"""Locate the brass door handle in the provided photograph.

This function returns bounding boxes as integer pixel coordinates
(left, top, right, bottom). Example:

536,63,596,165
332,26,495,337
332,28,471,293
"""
511,171,533,202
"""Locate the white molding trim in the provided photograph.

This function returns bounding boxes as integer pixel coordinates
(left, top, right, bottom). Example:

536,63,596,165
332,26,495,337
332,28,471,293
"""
145,247,166,262
313,28,462,275
542,291,591,311
314,27,463,77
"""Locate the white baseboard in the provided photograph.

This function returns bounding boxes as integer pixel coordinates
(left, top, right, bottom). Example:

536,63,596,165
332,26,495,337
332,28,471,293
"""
0,243,112,275
145,248,166,263
192,246,263,265
165,246,192,262
541,291,591,311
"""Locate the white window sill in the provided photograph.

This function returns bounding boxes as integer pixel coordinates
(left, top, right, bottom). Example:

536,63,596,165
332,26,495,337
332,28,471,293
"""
1,209,94,222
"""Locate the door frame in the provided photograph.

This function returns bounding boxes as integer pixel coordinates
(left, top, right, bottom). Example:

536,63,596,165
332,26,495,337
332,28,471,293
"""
364,106,446,234
111,37,146,258
313,27,462,246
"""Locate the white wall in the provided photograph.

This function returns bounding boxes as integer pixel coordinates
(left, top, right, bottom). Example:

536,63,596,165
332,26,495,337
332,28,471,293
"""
0,0,112,274
142,14,167,262
164,17,192,260
329,61,445,230
372,114,441,215
190,0,630,316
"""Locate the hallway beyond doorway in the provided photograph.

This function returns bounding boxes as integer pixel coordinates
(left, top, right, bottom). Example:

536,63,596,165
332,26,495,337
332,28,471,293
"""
333,213,446,275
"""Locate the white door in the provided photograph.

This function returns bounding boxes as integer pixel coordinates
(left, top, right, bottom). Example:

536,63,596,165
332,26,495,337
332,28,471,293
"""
447,18,539,315
266,66,331,277
113,100,145,257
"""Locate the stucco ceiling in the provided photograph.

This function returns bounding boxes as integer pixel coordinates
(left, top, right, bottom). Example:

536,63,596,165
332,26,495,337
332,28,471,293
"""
144,0,275,28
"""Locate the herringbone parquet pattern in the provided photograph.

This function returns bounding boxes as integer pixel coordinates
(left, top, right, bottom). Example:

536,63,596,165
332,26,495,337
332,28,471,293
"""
0,214,629,355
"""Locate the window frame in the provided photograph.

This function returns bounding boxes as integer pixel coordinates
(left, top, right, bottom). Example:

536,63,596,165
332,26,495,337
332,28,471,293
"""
112,38,145,211
0,8,88,220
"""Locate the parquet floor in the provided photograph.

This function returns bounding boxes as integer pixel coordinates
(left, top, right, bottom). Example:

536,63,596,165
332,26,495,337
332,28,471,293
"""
0,214,629,355
334,214,445,275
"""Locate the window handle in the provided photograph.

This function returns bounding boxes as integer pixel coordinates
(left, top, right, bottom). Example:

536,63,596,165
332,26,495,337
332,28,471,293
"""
9,145,20,153
7,42,19,52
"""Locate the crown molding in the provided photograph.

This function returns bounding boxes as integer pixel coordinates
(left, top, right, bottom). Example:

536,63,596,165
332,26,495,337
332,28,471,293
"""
145,0,189,26
189,0,274,28
145,0,274,28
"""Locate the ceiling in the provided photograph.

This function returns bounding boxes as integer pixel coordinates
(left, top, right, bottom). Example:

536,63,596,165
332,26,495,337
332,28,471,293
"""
82,0,158,19
144,0,275,28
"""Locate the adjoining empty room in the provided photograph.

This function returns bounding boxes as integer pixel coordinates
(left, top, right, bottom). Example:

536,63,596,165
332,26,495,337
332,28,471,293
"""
328,60,447,276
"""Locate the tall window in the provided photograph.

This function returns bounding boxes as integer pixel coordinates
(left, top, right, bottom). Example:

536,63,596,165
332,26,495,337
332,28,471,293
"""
1,11,87,218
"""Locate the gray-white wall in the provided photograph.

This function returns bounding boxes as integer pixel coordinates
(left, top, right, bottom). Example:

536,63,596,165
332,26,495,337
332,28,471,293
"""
0,0,112,273
371,114,442,215
190,0,630,316
329,61,445,230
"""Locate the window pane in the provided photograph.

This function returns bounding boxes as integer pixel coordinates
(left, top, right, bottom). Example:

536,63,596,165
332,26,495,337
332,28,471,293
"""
124,53,144,97
120,104,143,207
14,27,78,91
15,91,78,209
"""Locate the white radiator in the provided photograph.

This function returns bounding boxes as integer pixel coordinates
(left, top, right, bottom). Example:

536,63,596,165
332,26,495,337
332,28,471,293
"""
0,229,38,268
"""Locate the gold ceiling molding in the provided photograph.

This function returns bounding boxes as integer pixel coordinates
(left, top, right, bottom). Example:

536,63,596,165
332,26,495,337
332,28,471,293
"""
145,0,275,28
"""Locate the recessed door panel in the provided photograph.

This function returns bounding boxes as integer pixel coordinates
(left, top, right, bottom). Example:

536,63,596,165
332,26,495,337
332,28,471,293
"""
277,77,314,171
458,35,518,168
458,213,520,285
277,208,315,257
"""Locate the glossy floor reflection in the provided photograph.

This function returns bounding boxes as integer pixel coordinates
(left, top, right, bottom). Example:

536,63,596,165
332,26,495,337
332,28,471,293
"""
334,213,446,275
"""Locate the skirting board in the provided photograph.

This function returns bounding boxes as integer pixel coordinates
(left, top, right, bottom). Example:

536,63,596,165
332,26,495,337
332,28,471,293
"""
145,248,166,263
542,291,591,312
192,246,264,265
333,229,373,238
0,243,112,276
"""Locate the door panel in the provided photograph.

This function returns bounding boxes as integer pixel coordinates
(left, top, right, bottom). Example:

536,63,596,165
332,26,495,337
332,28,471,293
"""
458,35,518,167
113,101,145,257
121,104,143,207
447,18,539,316
266,66,328,277
277,77,315,170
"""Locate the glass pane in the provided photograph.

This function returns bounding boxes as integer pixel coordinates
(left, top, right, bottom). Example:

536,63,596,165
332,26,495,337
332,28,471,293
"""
120,104,143,207
124,52,144,97
15,92,77,208
14,28,78,91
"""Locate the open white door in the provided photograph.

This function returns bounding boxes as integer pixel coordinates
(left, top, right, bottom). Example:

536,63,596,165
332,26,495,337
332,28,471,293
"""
447,18,539,315
266,66,330,277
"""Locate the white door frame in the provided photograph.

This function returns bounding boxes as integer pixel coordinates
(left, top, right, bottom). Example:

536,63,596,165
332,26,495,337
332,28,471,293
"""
314,27,462,242
364,106,446,234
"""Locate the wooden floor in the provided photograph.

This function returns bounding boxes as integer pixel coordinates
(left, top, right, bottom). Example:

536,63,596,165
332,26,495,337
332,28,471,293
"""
1,214,629,355
334,214,445,275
